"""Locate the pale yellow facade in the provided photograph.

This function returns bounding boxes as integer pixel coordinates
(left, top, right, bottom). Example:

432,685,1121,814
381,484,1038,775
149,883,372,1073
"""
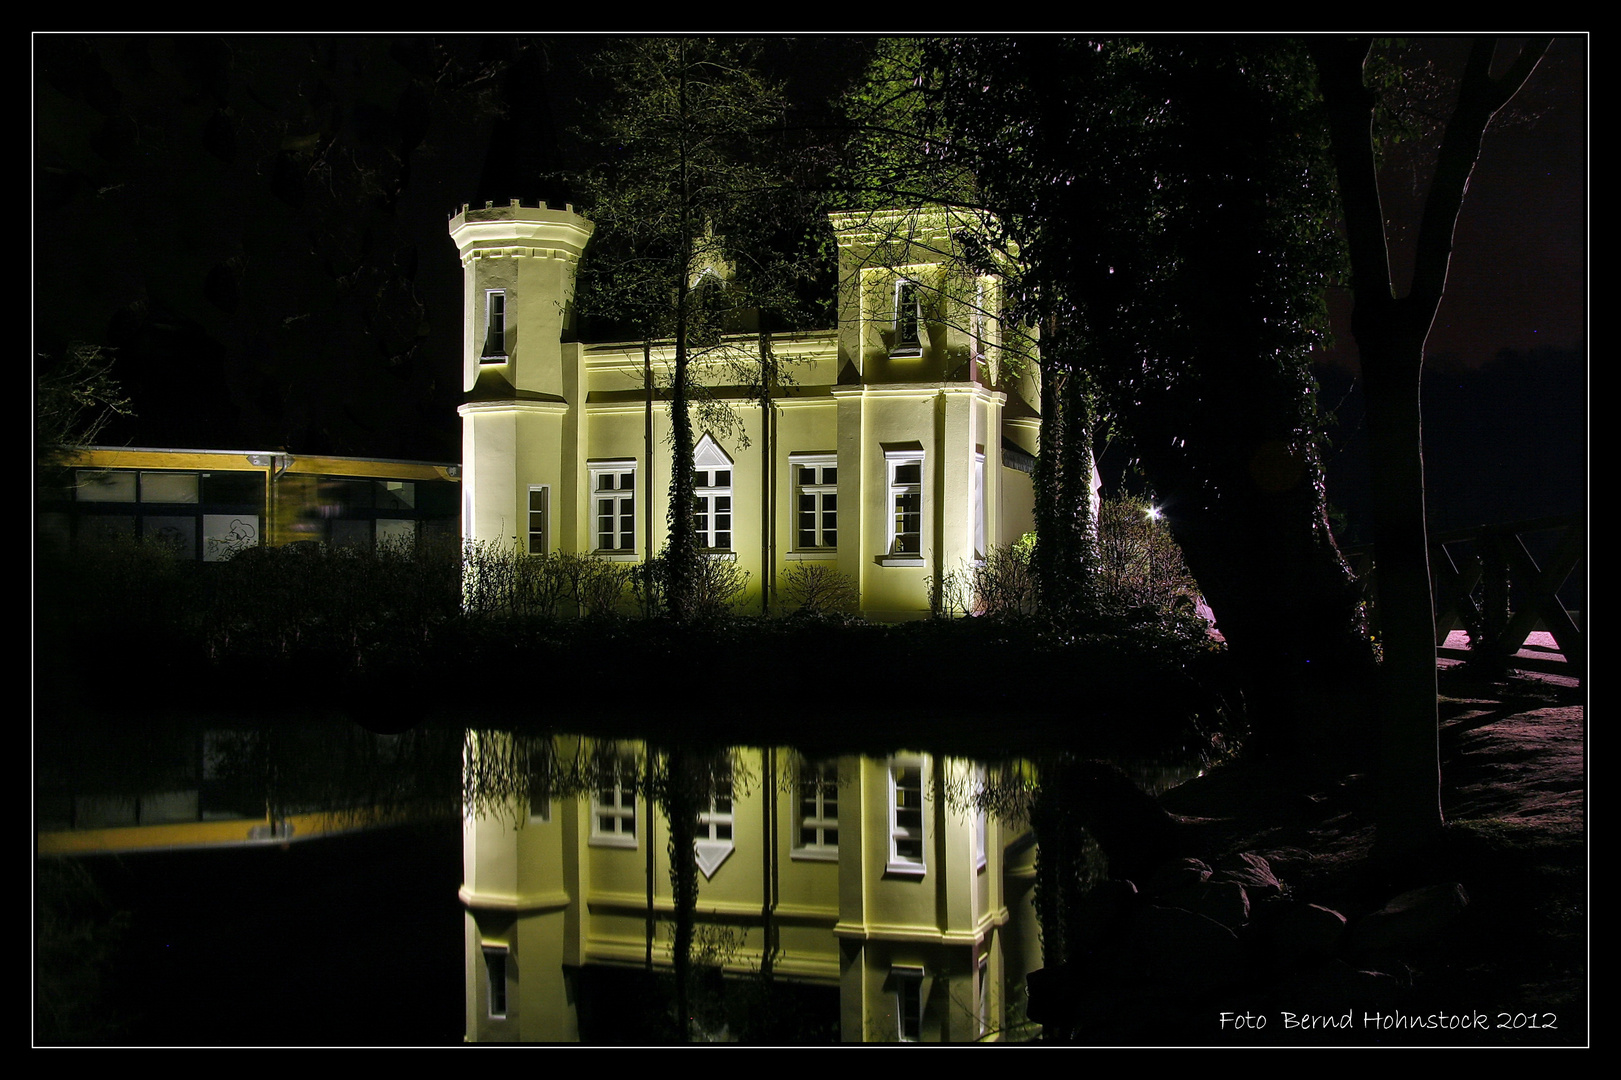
461,739,1041,1043
452,202,1041,619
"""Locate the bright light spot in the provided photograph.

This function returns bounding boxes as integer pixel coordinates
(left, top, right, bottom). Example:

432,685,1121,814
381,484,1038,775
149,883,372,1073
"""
1145,506,1162,521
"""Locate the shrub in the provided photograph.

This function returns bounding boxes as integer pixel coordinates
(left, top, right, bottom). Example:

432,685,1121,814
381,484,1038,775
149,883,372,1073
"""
779,562,859,615
1096,496,1200,612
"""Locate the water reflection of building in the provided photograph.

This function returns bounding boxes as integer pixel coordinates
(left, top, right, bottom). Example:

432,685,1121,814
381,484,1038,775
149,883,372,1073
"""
460,739,1042,1043
38,447,460,559
454,204,1061,619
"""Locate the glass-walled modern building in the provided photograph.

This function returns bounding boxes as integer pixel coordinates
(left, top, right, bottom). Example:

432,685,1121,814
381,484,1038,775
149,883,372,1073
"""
38,447,460,559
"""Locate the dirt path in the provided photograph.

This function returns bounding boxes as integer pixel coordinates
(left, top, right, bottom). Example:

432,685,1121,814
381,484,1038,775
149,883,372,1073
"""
1153,668,1586,1046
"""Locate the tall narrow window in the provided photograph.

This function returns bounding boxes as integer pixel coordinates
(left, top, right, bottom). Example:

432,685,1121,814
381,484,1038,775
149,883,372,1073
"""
894,967,925,1042
893,281,922,356
792,455,837,551
483,945,508,1019
693,434,733,552
483,290,507,358
590,463,637,554
888,757,926,875
591,754,638,847
794,757,839,859
527,485,549,556
693,468,733,551
973,452,986,562
885,451,924,561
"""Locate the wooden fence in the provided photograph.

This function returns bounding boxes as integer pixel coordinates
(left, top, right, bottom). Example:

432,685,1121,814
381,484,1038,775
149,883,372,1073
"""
1344,512,1585,683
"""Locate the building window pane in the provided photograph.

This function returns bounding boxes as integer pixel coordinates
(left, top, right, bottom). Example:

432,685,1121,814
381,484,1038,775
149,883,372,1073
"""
484,290,507,358
75,470,137,503
792,457,837,551
140,471,199,504
886,453,924,558
527,485,549,556
894,281,922,355
591,466,636,553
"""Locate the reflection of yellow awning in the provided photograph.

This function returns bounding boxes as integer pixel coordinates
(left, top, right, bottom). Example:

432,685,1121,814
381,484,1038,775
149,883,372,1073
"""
36,807,394,857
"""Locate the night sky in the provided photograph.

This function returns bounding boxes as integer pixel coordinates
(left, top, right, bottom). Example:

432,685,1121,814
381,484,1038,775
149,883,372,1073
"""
33,34,1586,530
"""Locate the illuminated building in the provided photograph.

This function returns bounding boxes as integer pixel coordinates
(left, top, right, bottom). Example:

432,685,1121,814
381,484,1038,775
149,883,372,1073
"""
460,739,1042,1043
453,203,1051,619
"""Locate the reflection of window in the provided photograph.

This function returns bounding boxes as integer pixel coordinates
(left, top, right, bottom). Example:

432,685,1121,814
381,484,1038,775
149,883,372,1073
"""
977,955,990,1038
792,455,837,551
483,290,507,358
591,755,638,847
888,757,926,875
884,451,924,561
527,485,549,555
590,463,637,554
893,281,922,356
529,763,551,823
894,967,924,1042
483,945,508,1019
694,766,735,879
794,758,839,860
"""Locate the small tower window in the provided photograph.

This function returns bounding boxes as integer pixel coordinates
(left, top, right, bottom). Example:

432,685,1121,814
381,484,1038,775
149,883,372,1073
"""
483,290,507,358
893,281,922,356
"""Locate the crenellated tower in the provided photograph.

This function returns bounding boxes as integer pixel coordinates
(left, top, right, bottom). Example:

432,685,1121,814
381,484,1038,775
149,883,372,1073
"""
451,201,595,554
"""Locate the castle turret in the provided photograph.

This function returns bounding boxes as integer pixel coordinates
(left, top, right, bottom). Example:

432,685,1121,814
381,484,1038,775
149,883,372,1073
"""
452,201,594,555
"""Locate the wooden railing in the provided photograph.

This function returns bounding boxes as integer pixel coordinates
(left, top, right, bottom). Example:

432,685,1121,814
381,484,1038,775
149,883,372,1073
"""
1344,512,1585,683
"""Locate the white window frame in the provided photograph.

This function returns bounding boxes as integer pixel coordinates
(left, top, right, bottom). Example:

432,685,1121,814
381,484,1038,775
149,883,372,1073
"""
483,289,507,358
893,280,923,357
590,755,638,848
887,756,926,876
527,484,550,556
893,966,925,1042
791,453,838,554
972,451,987,563
792,757,839,861
483,944,509,1019
692,434,734,553
589,462,638,558
880,450,925,566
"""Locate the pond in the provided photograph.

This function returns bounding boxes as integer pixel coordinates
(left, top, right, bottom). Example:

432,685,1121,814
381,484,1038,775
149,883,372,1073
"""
36,714,1205,1046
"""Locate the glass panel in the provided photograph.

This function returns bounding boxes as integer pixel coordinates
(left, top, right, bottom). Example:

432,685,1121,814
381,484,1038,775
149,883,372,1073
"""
144,516,196,559
376,481,416,510
895,462,921,485
204,514,259,561
76,470,137,502
331,519,370,548
201,471,262,505
141,472,199,504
